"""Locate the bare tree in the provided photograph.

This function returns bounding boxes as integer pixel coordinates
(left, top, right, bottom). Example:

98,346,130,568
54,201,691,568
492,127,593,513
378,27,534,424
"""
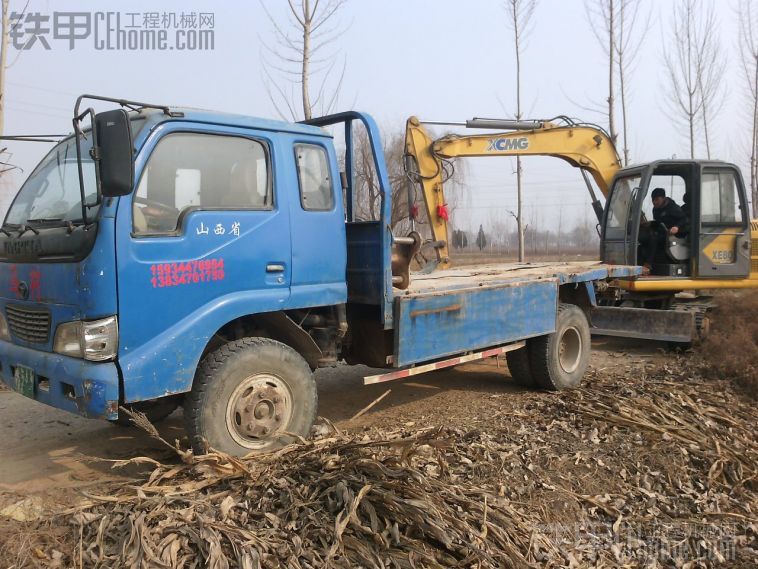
584,0,648,165
0,0,9,138
614,0,648,165
0,1,38,138
352,128,425,234
585,0,619,145
695,4,725,159
353,125,468,251
663,0,719,159
738,0,758,211
260,0,347,121
505,0,536,262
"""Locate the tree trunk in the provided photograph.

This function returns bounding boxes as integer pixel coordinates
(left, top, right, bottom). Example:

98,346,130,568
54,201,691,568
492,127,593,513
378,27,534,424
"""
617,0,629,165
517,156,525,261
753,55,758,214
301,0,312,121
608,0,617,144
689,113,695,158
0,0,9,137
513,0,526,262
687,3,695,159
701,93,711,159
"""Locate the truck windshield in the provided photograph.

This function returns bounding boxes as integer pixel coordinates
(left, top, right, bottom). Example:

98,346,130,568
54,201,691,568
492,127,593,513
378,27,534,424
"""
4,135,97,227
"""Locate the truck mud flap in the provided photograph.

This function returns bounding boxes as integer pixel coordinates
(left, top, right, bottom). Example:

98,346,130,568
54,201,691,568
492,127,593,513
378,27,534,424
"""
590,306,694,343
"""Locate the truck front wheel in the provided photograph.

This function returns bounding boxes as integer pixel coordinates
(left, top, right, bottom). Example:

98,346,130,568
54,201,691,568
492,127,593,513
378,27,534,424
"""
529,303,590,391
185,338,317,456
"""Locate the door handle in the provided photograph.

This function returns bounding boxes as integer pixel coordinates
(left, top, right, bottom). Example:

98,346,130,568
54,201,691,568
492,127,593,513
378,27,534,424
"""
266,263,285,273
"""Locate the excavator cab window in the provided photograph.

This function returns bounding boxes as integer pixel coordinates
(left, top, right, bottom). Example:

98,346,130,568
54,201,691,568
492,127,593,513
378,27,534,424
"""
640,174,688,224
606,175,639,235
601,172,644,266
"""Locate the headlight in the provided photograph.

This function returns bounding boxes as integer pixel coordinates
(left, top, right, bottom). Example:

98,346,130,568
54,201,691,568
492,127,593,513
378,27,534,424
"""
0,312,9,341
53,316,118,361
53,321,84,358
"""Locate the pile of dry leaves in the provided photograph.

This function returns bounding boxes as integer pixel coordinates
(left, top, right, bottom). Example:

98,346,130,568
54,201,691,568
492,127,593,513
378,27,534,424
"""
699,290,758,397
2,354,756,568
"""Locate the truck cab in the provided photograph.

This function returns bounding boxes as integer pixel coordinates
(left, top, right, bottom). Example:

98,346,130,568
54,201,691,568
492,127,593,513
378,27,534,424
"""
0,99,348,424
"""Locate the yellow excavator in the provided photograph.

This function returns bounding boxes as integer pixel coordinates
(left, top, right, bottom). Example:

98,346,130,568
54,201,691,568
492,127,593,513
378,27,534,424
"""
403,115,758,343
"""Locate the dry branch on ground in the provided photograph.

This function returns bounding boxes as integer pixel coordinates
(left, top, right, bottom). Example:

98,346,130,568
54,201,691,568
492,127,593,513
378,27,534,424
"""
1,354,756,568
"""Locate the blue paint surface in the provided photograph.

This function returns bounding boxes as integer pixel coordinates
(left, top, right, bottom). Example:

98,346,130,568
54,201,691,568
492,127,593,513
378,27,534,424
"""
116,119,347,402
0,339,119,419
394,280,558,367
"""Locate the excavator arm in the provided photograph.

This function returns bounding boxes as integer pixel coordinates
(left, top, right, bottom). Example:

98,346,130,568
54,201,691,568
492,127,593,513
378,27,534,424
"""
404,116,622,268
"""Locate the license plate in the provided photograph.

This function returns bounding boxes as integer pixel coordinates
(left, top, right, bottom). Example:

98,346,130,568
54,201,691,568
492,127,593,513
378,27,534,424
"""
14,365,35,399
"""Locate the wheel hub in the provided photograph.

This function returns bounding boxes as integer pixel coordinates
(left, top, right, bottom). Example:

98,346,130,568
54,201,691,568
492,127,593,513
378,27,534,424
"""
226,375,292,449
558,326,582,374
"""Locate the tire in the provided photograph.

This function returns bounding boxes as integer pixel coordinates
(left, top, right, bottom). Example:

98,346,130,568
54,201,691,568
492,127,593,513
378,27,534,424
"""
111,398,180,427
505,346,537,387
184,337,317,456
529,303,591,391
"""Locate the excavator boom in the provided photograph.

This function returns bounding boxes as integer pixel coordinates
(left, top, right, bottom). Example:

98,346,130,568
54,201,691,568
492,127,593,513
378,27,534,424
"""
404,116,622,267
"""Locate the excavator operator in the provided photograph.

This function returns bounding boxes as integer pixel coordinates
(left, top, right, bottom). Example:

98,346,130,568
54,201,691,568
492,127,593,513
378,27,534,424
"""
640,187,688,273
652,187,687,236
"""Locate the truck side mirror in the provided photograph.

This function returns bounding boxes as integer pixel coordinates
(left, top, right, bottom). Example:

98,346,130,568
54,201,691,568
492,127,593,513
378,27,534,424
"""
95,109,134,197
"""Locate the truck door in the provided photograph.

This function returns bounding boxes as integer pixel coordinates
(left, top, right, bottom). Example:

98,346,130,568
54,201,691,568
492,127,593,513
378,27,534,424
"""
115,125,292,401
287,141,347,307
601,170,644,265
695,166,751,278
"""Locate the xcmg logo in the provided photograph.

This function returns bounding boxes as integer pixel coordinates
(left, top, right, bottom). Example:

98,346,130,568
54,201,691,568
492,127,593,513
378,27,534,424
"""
486,137,529,151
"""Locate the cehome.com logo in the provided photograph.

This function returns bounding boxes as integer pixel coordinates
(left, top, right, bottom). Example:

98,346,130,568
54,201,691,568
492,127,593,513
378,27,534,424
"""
487,137,529,151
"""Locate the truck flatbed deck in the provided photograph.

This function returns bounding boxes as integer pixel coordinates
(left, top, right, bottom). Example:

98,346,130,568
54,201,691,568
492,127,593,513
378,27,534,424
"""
402,261,640,295
389,262,641,368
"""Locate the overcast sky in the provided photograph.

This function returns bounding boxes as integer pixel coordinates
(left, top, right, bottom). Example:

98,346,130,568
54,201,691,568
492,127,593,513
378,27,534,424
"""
0,0,750,234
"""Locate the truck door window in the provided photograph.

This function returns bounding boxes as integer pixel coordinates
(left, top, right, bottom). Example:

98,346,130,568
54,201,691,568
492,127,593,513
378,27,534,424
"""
133,133,270,234
294,144,334,211
701,170,744,225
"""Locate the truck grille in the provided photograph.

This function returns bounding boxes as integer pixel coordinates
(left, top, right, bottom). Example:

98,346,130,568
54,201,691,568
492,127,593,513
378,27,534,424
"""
5,305,51,344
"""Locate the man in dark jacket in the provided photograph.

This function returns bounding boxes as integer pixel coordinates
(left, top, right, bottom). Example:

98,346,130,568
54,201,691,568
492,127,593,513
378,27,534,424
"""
651,187,687,237
640,188,688,272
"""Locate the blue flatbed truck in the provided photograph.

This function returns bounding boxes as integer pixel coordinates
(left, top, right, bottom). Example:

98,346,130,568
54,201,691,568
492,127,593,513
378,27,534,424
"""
0,96,639,455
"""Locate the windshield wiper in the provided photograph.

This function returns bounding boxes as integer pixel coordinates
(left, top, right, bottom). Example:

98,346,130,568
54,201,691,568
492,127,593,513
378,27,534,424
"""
26,217,64,224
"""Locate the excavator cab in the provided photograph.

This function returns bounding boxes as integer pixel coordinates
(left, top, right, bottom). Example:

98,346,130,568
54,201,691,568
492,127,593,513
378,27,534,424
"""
601,160,752,281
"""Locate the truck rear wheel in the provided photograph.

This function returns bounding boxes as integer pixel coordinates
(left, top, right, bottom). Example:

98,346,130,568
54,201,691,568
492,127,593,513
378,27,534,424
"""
505,347,537,387
185,338,317,456
529,303,590,391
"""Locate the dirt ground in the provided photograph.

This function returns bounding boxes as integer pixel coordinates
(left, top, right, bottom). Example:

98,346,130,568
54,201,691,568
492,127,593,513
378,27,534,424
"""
0,336,755,567
0,338,655,504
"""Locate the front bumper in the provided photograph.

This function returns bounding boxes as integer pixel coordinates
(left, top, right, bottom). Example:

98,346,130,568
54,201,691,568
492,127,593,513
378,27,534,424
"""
0,340,119,420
